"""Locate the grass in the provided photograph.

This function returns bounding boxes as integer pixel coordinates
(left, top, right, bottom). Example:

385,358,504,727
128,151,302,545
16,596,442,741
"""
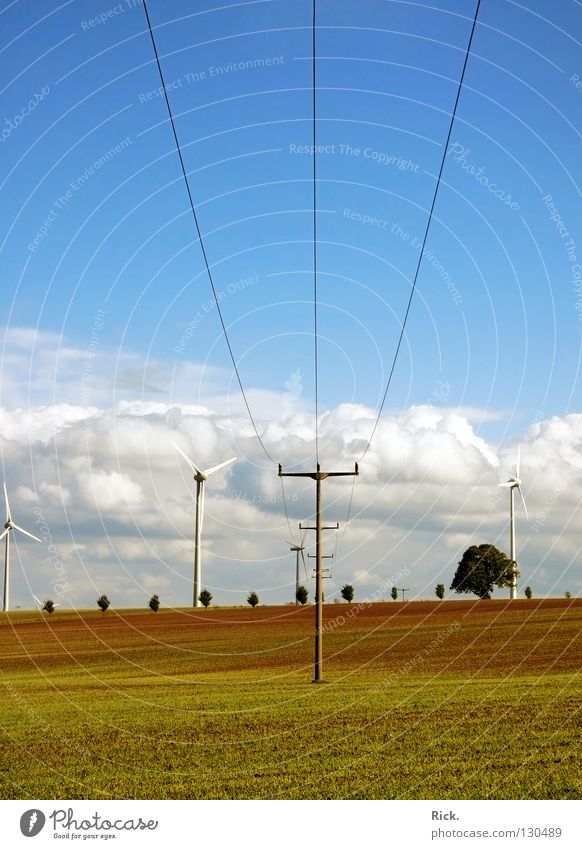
0,598,581,799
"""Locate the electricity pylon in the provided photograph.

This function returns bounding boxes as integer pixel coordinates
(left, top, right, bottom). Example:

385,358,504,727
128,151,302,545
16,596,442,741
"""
279,463,358,682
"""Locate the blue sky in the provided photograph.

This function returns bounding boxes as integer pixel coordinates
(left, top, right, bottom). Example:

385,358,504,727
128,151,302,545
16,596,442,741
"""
1,0,581,608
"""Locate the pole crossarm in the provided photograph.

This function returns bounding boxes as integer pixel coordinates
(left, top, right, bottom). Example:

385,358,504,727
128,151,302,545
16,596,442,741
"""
300,523,339,531
278,462,358,682
279,463,359,482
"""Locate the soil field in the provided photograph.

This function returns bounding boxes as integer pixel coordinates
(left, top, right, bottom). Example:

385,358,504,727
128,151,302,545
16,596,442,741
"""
1,598,581,799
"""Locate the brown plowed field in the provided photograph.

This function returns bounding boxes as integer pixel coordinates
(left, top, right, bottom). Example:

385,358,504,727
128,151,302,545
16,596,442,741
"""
1,597,581,678
1,599,581,799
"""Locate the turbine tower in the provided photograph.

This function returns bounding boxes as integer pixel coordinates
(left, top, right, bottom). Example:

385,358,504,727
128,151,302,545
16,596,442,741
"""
0,484,42,612
286,528,308,604
499,445,528,600
172,443,236,607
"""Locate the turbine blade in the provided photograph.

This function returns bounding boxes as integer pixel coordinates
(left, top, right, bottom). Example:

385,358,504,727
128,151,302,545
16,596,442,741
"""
518,486,529,521
498,482,511,488
0,528,9,542
300,526,308,547
172,441,203,476
33,594,42,606
284,539,296,548
11,524,42,543
516,443,521,479
204,457,236,477
300,549,308,580
4,483,11,522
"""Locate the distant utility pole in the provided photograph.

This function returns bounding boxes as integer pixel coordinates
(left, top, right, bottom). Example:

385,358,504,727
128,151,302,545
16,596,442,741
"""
279,463,358,682
398,587,410,602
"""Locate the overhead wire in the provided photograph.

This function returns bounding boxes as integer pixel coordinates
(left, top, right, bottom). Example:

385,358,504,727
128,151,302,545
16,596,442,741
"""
357,0,483,464
312,0,320,464
142,0,277,466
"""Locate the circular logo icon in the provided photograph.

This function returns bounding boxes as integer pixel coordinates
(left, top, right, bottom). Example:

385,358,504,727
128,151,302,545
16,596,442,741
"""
20,810,46,837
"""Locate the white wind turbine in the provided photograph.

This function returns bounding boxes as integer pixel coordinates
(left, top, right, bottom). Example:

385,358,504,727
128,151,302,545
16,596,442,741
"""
285,529,309,604
499,445,528,600
172,442,236,607
0,484,42,612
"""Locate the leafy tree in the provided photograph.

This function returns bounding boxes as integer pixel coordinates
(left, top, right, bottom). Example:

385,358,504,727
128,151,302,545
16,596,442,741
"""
296,585,308,605
42,599,55,613
97,594,110,613
435,584,445,600
524,586,532,600
340,584,354,603
450,544,515,599
149,594,160,613
391,587,398,601
565,590,572,599
199,589,212,608
247,591,259,608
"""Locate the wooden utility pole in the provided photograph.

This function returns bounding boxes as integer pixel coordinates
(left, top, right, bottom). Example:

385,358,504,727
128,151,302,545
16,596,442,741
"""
279,463,358,682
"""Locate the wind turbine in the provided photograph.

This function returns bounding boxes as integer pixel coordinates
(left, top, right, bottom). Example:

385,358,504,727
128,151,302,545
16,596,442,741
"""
172,442,236,607
499,445,528,600
0,484,42,612
286,528,308,604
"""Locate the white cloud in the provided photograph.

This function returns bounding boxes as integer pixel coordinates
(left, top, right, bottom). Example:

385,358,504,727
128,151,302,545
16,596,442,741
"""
1,328,581,608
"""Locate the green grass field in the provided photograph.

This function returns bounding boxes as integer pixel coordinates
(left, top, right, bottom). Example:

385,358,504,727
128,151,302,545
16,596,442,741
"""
1,598,580,799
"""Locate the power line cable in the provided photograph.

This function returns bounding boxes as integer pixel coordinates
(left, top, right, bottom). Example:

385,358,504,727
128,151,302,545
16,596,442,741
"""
312,0,320,463
358,0,482,464
142,0,276,465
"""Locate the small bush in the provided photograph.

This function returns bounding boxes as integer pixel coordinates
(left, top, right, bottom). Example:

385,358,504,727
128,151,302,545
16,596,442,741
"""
295,585,308,605
565,591,572,599
149,594,160,613
199,589,213,608
340,584,354,603
435,584,445,600
524,586,532,599
391,587,398,601
97,594,110,613
247,591,259,608
42,599,55,613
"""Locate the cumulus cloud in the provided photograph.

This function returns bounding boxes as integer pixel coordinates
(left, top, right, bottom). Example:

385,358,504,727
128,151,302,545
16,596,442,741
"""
1,327,581,608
